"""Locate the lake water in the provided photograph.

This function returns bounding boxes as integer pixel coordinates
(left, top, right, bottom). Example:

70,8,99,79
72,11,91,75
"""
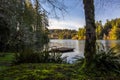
49,39,120,63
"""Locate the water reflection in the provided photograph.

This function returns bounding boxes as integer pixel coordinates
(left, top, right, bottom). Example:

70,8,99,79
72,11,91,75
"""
105,40,120,53
50,39,120,62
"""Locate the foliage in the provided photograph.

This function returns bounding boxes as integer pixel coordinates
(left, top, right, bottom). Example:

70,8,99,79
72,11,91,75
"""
77,18,120,40
14,48,67,64
102,18,120,39
77,43,120,73
49,29,77,39
78,28,86,40
94,44,120,72
0,16,10,52
0,53,120,80
75,44,120,74
96,21,103,39
77,21,103,40
0,0,49,52
72,44,120,80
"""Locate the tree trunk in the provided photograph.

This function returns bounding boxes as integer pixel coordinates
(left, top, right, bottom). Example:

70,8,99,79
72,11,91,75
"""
83,0,96,67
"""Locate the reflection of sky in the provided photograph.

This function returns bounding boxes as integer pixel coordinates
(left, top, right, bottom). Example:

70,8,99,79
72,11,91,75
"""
50,40,120,63
50,40,85,63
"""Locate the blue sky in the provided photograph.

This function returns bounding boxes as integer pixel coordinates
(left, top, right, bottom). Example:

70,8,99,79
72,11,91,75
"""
41,0,120,30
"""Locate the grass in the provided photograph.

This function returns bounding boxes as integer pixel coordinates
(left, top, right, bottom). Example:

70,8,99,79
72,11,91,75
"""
0,53,120,80
0,63,78,80
0,53,79,80
0,53,14,71
0,63,119,80
0,53,14,61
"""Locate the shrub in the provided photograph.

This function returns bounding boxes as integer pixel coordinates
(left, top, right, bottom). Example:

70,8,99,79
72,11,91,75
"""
74,43,120,74
14,48,67,64
93,44,120,73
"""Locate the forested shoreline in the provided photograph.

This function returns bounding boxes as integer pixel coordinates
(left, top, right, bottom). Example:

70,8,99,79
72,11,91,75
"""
49,18,120,40
49,29,77,39
78,18,120,40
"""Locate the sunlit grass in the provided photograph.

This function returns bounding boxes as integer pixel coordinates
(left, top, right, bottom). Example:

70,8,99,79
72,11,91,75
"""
0,63,76,80
0,53,120,80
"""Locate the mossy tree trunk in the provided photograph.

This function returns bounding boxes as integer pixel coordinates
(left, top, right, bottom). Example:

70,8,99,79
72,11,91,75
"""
83,0,96,67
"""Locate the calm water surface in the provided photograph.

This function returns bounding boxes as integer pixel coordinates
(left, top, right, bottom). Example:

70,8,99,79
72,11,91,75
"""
50,39,120,63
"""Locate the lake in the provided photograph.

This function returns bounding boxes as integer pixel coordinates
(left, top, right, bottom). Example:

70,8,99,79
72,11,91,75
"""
49,39,120,63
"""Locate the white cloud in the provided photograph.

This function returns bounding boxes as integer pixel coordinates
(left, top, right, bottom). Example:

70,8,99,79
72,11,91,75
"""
48,18,85,30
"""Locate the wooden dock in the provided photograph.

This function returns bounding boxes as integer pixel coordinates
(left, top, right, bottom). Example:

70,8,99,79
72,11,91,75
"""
51,47,74,53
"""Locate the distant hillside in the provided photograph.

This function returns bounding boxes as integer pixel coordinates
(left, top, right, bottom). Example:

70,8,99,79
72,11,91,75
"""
49,18,120,40
48,29,77,39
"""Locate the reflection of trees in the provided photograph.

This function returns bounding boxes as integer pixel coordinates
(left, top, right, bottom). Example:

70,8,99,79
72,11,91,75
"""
78,40,84,53
103,40,120,54
110,41,120,53
96,40,110,51
105,40,110,51
98,40,120,54
115,44,120,53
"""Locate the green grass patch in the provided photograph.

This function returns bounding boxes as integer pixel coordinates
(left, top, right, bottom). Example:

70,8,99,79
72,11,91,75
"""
0,53,14,71
0,63,119,80
0,66,8,71
0,53,120,80
0,53,14,62
0,63,78,80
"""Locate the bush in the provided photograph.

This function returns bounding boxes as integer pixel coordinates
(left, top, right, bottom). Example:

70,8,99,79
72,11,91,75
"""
93,45,120,73
14,48,67,64
74,44,120,74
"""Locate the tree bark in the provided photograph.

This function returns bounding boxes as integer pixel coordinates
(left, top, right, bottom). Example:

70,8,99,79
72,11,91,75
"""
83,0,96,67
